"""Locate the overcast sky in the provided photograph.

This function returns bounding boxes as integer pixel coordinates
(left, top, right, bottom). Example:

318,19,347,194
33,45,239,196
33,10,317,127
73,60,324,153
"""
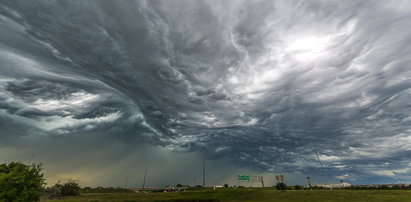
1,0,411,187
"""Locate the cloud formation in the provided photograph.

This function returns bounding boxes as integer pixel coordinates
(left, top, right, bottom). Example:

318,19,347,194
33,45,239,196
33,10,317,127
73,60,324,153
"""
1,0,411,185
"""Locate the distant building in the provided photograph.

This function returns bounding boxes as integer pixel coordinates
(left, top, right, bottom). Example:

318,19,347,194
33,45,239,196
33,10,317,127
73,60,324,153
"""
312,182,351,188
128,187,188,193
354,184,410,188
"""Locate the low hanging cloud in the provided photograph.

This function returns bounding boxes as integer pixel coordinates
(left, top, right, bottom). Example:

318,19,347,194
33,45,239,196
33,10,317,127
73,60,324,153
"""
1,0,411,185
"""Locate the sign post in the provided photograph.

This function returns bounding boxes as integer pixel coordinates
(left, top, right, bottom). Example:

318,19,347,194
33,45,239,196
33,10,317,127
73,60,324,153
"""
237,175,264,187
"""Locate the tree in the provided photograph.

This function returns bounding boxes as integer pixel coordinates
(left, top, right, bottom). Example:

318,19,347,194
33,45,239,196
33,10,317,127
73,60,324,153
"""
275,182,287,190
61,181,81,196
0,162,45,202
295,185,303,190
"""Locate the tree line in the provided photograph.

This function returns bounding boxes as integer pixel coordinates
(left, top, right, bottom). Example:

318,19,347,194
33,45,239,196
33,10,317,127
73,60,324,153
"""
0,162,81,201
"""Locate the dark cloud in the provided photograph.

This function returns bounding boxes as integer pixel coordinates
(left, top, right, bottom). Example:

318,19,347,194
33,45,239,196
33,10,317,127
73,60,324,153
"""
1,0,411,185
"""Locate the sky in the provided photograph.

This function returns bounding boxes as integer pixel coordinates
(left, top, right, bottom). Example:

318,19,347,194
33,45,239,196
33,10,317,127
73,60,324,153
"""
1,0,411,187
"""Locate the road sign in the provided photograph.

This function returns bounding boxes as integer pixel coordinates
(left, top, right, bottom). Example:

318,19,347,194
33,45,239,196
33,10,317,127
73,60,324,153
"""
275,175,284,182
238,175,250,181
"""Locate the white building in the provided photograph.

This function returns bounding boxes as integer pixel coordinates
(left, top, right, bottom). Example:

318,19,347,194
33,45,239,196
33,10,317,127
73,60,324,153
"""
312,182,351,188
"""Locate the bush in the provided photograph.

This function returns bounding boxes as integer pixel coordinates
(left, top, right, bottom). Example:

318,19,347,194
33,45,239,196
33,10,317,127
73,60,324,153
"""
61,181,81,196
295,185,303,190
43,184,62,199
81,187,134,193
275,182,287,190
0,162,45,202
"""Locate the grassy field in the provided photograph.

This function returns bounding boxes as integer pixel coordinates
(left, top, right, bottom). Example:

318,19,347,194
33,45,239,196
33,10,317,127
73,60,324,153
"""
45,189,411,202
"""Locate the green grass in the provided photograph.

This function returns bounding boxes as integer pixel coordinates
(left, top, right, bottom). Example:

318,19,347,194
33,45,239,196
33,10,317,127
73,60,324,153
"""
44,189,411,202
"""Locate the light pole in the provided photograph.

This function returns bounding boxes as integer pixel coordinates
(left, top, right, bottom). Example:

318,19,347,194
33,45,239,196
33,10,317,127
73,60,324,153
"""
203,152,206,188
142,166,148,191
315,151,332,190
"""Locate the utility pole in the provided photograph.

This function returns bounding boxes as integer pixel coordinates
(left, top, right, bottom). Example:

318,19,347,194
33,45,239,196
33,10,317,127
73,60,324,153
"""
142,166,148,191
203,152,206,188
315,151,332,190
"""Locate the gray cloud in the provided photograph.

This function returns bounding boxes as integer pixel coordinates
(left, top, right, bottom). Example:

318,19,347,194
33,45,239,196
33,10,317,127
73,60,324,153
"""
1,0,411,185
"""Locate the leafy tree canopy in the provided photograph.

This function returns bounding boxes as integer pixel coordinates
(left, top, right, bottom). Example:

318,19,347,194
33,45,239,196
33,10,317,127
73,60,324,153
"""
61,181,81,196
276,182,287,190
0,162,45,202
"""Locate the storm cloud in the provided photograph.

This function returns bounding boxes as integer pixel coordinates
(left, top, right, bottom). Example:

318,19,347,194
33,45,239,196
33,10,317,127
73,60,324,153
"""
1,0,411,186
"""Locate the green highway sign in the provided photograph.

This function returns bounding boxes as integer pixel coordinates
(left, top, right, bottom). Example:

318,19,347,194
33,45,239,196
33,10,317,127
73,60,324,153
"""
238,175,250,181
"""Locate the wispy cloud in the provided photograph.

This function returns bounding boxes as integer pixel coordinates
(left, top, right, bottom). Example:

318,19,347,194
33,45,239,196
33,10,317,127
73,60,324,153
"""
1,0,410,185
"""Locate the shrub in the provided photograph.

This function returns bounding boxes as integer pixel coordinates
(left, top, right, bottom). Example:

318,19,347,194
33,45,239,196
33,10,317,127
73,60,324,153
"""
275,182,287,190
81,187,134,193
0,162,45,202
43,184,62,199
295,185,303,190
61,181,81,196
